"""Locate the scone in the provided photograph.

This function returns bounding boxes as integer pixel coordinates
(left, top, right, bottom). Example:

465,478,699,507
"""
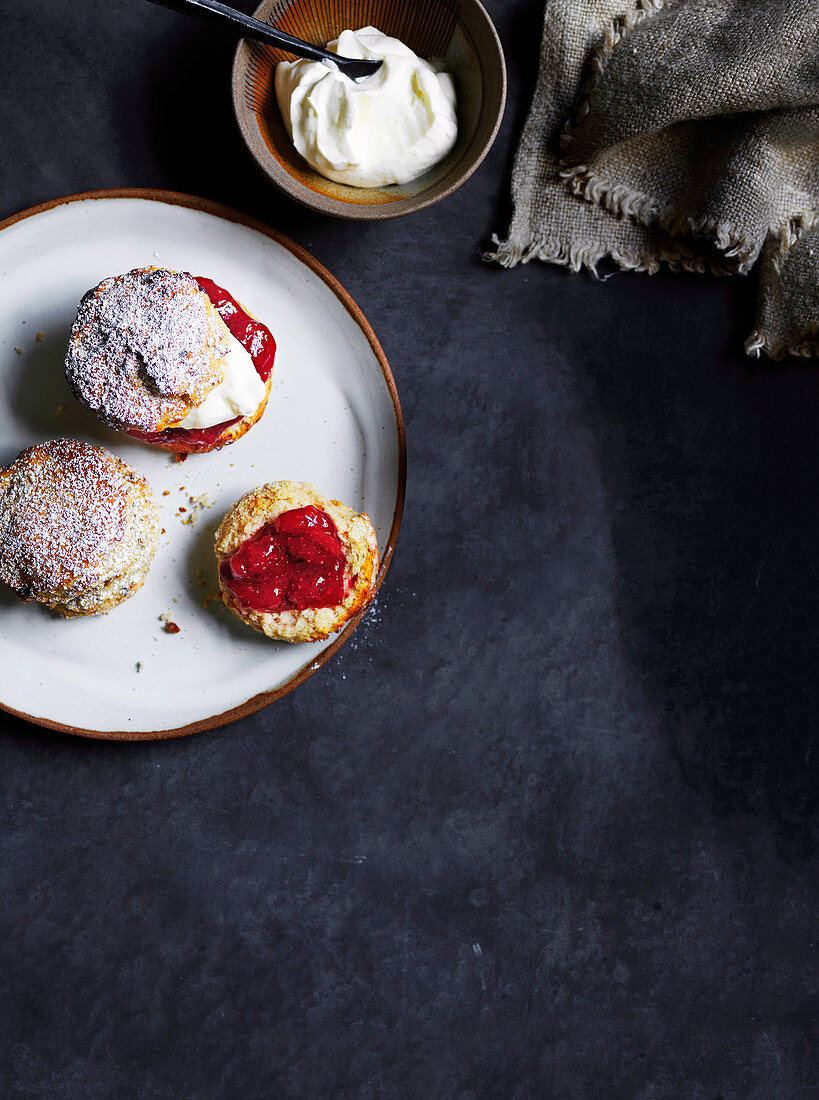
214,481,379,642
65,267,276,453
0,438,160,617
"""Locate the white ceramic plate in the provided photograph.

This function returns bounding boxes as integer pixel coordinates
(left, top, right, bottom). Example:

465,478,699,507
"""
0,191,405,739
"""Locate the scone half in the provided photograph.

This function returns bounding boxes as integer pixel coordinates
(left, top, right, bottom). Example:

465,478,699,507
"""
214,481,379,643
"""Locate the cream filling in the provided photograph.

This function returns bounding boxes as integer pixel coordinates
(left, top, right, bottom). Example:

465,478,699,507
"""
179,334,266,430
275,26,458,189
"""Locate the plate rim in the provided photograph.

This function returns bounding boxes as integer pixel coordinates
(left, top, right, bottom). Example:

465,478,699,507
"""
0,188,407,741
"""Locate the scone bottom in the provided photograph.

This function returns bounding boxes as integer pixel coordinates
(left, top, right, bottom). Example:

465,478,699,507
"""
214,482,380,643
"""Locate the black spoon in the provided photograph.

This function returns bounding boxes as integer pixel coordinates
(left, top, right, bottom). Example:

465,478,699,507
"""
145,0,383,80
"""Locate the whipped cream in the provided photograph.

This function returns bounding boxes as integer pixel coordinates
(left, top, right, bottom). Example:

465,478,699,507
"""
275,27,458,189
179,333,266,429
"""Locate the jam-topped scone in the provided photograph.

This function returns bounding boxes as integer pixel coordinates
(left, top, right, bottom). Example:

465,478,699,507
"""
65,267,276,453
214,481,379,642
0,438,160,617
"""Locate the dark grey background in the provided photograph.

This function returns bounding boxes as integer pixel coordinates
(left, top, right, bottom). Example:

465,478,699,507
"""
1,2,817,1097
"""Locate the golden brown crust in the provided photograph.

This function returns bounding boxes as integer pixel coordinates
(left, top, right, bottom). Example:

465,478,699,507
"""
0,439,160,617
214,480,379,642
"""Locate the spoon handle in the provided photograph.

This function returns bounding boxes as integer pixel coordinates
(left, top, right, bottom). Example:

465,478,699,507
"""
145,0,341,65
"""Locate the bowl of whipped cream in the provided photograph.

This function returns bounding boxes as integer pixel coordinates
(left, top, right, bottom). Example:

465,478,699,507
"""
232,0,506,218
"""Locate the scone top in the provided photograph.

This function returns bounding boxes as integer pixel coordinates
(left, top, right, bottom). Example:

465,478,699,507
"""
0,439,132,598
65,268,231,432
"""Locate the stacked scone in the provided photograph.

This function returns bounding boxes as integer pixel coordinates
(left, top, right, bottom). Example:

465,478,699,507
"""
65,267,276,453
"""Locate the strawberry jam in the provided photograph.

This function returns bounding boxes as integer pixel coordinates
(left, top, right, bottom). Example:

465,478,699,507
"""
194,277,276,383
221,506,347,613
126,276,276,451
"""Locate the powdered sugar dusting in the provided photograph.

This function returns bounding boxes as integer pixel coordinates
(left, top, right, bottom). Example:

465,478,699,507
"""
65,268,230,431
0,439,131,597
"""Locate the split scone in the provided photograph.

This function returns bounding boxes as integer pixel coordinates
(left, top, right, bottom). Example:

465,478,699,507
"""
65,267,276,453
0,438,160,617
214,481,379,642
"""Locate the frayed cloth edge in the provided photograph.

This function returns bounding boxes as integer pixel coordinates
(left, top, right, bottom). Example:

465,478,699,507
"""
766,211,819,273
481,233,732,276
745,329,819,360
558,0,763,271
483,235,818,359
559,165,760,271
744,214,819,359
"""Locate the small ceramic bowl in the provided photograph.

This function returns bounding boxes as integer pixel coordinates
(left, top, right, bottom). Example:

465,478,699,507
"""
232,0,507,219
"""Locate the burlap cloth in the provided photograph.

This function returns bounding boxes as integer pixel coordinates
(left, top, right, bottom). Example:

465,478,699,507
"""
487,0,819,358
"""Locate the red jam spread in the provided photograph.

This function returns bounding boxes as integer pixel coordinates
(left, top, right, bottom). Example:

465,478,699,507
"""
127,277,276,449
195,278,276,382
221,506,348,613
